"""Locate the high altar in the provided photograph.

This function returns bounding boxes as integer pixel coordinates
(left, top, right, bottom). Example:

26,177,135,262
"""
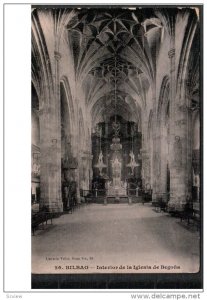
107,156,127,196
92,117,142,195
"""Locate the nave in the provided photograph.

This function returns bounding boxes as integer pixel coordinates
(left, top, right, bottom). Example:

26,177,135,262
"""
31,6,201,287
32,6,201,214
32,203,199,274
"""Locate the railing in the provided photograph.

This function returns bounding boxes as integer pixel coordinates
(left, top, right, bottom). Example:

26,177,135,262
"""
80,188,150,198
80,189,106,197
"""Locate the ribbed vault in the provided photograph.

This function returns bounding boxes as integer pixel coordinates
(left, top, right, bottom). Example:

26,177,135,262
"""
66,8,164,125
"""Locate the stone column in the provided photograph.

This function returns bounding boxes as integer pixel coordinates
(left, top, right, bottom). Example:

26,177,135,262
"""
186,101,193,198
39,51,63,212
88,154,93,190
80,151,92,191
158,121,168,202
76,151,81,204
141,148,150,188
140,115,148,190
151,87,159,202
166,42,176,209
168,109,189,211
167,47,191,211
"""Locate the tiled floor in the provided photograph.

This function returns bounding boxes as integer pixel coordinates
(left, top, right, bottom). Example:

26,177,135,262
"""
32,203,200,274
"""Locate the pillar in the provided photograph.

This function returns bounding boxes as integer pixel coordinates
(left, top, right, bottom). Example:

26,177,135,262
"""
168,46,191,211
141,115,148,190
151,87,159,202
157,120,168,202
39,51,63,212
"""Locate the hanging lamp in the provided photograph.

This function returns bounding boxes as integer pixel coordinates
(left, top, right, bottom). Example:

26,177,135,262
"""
110,54,122,152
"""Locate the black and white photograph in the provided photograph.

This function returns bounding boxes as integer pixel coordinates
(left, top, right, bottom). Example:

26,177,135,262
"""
30,3,201,290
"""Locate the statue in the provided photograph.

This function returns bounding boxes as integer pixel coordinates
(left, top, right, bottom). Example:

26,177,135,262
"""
94,150,106,175
127,150,139,174
98,151,103,164
129,151,135,164
110,156,122,188
112,157,121,178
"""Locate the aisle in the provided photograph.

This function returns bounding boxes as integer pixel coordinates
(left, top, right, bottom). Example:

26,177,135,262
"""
32,203,200,274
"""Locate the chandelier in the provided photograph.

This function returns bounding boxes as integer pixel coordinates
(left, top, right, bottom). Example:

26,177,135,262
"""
110,54,123,153
110,121,122,151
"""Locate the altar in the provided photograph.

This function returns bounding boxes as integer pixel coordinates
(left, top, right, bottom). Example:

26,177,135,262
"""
107,183,127,196
107,156,127,196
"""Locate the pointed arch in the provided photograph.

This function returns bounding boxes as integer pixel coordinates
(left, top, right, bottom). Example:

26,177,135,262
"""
157,75,170,120
60,76,75,132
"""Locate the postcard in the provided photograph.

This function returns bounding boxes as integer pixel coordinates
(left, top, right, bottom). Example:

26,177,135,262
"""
31,4,202,289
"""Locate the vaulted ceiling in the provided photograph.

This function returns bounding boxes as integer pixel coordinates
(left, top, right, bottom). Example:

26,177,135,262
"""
32,6,199,126
66,8,164,124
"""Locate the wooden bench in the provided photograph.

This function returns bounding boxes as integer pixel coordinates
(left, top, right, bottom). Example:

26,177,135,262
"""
142,191,152,204
180,204,193,223
152,199,167,212
32,211,53,235
180,204,200,230
189,208,200,230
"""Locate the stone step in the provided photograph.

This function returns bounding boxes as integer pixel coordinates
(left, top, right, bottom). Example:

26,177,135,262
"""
87,196,144,204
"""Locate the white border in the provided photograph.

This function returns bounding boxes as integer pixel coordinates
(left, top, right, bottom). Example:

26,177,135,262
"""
1,0,206,298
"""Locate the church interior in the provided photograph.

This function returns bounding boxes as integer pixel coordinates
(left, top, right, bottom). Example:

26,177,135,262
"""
31,6,201,284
